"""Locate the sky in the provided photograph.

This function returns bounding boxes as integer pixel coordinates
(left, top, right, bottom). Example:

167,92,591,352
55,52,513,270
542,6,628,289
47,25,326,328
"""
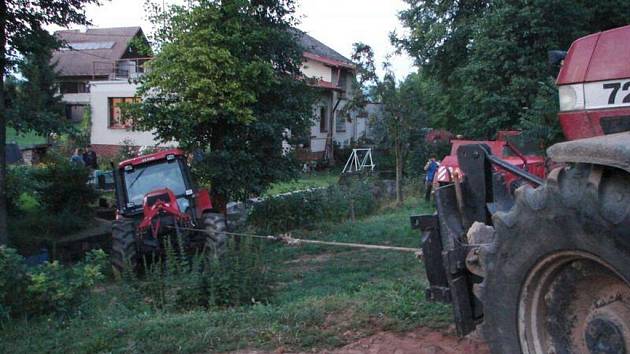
55,0,416,80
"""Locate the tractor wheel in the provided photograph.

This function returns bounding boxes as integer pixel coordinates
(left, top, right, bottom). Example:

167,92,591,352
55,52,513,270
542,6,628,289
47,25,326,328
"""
202,212,227,258
481,164,630,354
111,218,138,273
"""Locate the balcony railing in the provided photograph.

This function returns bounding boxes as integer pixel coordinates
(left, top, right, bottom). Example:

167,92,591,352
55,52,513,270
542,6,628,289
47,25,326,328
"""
92,57,152,80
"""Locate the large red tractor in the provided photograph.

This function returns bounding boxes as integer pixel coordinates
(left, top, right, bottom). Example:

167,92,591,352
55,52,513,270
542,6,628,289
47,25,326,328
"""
413,25,630,353
111,149,227,271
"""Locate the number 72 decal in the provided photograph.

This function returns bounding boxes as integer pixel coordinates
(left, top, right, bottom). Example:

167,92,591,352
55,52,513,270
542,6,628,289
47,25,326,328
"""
603,82,630,104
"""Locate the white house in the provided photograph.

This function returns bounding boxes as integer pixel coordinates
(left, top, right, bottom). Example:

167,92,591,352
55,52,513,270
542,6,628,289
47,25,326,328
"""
297,32,381,161
54,27,378,159
53,27,160,157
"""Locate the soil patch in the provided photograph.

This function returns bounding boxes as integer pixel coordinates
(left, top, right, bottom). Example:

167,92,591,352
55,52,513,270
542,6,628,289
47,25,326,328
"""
326,327,489,354
230,327,490,354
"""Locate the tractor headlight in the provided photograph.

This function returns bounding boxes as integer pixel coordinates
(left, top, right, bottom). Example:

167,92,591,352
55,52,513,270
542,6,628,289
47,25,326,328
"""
558,84,584,112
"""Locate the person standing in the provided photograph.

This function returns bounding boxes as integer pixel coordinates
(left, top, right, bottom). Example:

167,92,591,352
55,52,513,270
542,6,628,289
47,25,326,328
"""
71,148,85,166
82,145,98,170
424,155,440,202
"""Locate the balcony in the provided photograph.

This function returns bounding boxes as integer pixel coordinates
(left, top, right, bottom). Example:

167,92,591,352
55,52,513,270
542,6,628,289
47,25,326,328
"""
92,57,152,80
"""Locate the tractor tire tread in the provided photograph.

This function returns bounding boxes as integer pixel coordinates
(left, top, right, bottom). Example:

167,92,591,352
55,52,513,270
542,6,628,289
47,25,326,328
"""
482,164,630,354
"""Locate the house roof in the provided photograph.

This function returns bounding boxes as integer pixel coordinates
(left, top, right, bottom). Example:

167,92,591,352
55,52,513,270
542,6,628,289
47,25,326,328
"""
52,27,352,77
295,30,354,68
52,26,143,78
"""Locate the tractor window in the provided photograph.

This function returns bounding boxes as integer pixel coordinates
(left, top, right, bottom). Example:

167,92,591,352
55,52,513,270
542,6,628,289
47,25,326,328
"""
504,135,543,156
124,161,187,207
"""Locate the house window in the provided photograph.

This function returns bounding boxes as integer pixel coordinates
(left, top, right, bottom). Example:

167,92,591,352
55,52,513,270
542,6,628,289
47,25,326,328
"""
109,97,139,128
60,81,89,94
335,112,346,132
65,104,87,123
319,106,327,133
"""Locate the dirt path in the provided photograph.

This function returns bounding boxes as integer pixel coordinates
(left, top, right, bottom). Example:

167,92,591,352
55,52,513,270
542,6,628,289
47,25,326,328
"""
232,327,490,354
323,327,489,354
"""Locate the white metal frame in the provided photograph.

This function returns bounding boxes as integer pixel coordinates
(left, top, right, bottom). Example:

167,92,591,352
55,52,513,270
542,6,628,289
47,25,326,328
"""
342,148,375,174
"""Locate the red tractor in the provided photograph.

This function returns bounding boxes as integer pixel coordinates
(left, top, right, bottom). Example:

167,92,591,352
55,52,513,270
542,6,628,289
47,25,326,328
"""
413,25,630,353
111,149,227,271
434,131,546,209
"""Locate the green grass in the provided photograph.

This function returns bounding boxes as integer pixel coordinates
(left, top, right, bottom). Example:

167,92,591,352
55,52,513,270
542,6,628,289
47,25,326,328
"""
0,197,450,353
6,128,47,147
263,171,340,197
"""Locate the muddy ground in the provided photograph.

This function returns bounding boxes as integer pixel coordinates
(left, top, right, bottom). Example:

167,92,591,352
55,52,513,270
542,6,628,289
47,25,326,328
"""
233,326,490,354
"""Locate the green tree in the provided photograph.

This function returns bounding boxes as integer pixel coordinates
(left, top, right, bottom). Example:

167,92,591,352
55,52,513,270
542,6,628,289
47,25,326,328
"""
0,0,99,245
340,42,378,116
374,71,427,205
393,0,630,140
129,0,315,205
7,30,67,136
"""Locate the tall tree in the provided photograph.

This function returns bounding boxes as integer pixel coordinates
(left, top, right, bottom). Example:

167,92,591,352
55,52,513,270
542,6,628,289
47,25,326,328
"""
374,71,427,205
339,42,378,123
393,0,630,140
129,0,315,205
0,0,99,245
7,29,67,135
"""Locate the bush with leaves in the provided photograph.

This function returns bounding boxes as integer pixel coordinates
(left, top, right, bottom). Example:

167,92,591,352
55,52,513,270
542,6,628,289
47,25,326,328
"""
33,153,98,217
6,165,36,215
0,247,106,321
7,154,97,253
0,247,28,320
113,138,139,163
249,179,378,233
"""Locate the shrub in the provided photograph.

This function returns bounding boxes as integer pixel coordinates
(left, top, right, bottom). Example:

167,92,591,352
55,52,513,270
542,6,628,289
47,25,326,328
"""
0,247,28,321
113,138,139,164
6,165,37,215
33,153,99,217
249,179,377,233
402,176,424,198
0,247,106,321
133,236,273,311
9,209,93,255
7,155,97,254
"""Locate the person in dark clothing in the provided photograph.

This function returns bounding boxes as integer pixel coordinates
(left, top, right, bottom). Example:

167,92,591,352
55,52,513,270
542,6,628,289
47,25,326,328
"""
424,155,440,202
82,145,98,169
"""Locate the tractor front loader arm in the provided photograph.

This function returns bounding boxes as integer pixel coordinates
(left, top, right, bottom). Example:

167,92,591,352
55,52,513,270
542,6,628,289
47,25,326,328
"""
410,144,544,337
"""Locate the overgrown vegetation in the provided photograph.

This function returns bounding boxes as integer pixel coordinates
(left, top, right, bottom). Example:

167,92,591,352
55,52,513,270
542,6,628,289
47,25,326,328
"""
129,236,274,311
0,248,107,321
7,154,98,254
263,171,339,197
0,0,99,245
251,179,378,233
0,197,449,353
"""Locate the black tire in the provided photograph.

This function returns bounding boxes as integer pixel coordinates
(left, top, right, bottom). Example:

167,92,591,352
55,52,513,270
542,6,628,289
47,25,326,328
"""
202,212,227,258
482,164,630,354
111,218,137,273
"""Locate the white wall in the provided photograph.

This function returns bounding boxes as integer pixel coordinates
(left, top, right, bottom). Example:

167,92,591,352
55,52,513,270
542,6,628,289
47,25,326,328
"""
301,58,332,82
89,80,162,147
62,93,90,104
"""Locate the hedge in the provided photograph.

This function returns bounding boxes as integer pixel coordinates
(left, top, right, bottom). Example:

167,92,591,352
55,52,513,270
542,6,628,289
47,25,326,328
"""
249,180,377,233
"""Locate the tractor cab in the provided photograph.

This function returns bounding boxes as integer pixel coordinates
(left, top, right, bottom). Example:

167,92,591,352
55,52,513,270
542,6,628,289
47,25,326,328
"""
113,149,213,221
116,149,192,216
111,149,224,272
